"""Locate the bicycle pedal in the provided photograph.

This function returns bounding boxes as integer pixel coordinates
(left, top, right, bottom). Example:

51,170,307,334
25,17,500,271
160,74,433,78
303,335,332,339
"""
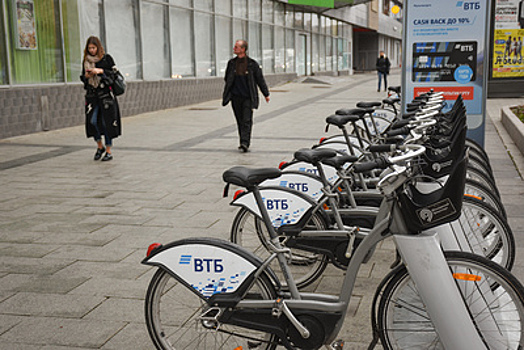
330,339,344,350
271,298,284,317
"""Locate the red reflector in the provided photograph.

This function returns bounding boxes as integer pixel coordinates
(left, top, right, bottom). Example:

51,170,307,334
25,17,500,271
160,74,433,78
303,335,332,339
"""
319,137,326,144
147,243,162,257
278,161,287,169
233,190,245,200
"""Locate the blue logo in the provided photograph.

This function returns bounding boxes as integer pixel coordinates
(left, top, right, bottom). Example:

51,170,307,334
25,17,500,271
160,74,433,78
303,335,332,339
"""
459,1,480,10
454,66,473,84
179,255,191,265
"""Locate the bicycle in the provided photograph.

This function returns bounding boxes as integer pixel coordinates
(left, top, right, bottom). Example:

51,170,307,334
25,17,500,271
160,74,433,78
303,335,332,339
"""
142,144,524,350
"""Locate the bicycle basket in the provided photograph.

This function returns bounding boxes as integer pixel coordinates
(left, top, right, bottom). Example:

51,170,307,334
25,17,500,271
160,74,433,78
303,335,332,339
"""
395,150,468,233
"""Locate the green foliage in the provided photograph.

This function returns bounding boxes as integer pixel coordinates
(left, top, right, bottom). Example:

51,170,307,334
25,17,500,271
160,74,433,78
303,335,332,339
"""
510,106,524,123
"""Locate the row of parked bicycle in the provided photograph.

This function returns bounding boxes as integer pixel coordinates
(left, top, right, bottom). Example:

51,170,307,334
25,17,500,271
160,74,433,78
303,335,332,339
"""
142,87,524,350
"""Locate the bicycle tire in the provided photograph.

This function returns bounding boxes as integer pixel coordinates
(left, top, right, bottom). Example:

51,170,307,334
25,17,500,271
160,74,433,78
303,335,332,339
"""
145,268,278,350
466,166,500,197
377,251,524,349
466,138,490,162
460,196,515,270
230,207,329,289
469,152,493,177
465,178,506,219
467,144,491,166
467,161,494,184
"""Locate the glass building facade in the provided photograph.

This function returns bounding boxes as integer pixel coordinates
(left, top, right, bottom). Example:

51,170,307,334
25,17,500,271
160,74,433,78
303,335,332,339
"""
0,0,354,87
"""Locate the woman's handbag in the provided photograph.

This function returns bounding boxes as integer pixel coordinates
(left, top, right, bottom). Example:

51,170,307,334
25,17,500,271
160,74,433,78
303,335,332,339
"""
111,66,126,96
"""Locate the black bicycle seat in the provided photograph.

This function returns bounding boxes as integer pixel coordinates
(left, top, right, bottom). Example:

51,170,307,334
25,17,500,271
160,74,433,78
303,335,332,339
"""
388,86,401,94
326,114,359,127
294,148,338,164
356,101,381,108
223,166,281,188
336,108,374,117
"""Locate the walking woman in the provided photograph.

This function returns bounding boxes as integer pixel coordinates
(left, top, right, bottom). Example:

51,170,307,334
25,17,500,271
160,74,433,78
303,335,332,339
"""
81,36,121,161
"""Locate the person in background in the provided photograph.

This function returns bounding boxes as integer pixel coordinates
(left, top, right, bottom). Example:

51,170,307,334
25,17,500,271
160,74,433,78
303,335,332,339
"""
81,36,121,161
376,50,391,92
504,36,512,59
222,40,270,153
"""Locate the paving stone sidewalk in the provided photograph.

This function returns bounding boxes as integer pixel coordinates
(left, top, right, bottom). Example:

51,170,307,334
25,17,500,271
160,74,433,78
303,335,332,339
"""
0,71,522,349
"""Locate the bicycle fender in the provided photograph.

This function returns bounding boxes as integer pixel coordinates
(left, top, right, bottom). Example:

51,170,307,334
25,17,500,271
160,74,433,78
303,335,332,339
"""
232,186,316,228
261,171,324,202
372,108,397,122
142,238,266,299
282,160,339,184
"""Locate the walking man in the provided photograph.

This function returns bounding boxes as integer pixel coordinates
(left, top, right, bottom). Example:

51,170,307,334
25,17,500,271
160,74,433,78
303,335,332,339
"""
222,40,270,152
376,50,391,92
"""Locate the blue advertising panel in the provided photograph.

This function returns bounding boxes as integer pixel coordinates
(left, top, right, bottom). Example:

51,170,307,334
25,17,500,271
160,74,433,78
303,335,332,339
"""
402,0,492,146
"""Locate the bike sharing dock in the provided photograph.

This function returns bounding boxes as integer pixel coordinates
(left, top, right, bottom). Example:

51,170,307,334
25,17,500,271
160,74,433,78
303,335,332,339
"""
0,71,523,348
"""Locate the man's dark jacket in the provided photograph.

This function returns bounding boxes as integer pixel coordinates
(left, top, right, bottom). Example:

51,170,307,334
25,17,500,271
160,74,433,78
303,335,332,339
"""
376,56,391,74
222,56,270,109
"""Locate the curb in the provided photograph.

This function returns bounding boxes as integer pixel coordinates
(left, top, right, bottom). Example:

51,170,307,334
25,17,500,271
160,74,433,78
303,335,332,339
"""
501,105,524,156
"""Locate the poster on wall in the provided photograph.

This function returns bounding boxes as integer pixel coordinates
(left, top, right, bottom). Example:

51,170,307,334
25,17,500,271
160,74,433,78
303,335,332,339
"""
14,0,37,50
402,0,491,145
492,0,524,78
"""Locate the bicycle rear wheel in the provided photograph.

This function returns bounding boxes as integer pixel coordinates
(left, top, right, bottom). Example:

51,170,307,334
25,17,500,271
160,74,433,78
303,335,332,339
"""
145,268,278,350
230,207,329,289
377,251,524,349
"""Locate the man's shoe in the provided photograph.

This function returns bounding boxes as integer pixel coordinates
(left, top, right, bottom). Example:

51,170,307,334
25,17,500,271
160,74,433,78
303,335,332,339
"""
94,147,105,160
239,144,249,153
101,153,113,161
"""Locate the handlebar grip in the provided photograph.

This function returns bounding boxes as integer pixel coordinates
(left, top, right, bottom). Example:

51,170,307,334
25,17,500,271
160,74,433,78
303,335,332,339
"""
353,157,389,173
386,126,410,137
368,144,396,153
407,101,424,108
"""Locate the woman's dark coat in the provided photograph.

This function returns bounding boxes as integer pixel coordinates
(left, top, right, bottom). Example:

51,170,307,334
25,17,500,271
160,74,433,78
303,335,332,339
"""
81,54,122,140
222,56,270,109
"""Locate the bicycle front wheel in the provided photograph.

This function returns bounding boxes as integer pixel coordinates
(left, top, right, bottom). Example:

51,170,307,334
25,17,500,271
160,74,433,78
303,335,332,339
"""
145,268,278,350
377,251,524,349
460,196,515,270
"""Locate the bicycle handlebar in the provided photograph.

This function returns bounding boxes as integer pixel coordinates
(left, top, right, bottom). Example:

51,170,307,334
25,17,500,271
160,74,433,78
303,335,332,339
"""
388,144,426,164
353,144,425,173
368,144,397,153
352,157,390,173
386,126,410,137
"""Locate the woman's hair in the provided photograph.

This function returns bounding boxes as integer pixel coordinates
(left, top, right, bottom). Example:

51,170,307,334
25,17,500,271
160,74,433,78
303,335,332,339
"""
83,36,105,62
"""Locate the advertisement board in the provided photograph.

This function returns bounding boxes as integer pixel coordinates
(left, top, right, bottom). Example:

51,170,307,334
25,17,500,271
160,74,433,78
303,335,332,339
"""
491,0,524,78
402,0,491,145
13,0,37,50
